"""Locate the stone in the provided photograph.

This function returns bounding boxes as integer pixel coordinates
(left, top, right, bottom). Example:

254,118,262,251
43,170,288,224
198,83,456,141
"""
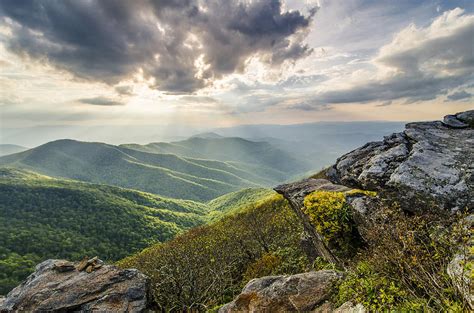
456,110,474,127
345,195,381,241
334,301,366,313
328,111,473,212
0,259,150,312
443,115,469,128
219,270,343,313
53,260,75,272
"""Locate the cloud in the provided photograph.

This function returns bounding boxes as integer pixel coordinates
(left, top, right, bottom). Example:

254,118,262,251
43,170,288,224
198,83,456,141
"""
309,8,474,105
0,0,314,93
446,90,472,101
114,85,134,96
78,97,124,106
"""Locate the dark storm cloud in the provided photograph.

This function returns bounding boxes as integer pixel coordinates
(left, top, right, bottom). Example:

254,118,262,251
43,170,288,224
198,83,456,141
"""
78,97,124,106
446,90,472,101
0,0,314,93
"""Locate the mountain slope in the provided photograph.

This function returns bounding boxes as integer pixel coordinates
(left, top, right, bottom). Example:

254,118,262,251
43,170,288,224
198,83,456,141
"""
0,144,28,157
120,136,309,174
0,139,298,201
207,188,275,219
0,168,208,294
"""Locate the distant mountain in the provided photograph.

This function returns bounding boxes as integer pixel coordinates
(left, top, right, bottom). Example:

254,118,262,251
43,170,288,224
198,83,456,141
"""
121,136,309,174
190,132,224,139
0,168,208,293
211,122,405,170
0,139,304,201
0,144,28,157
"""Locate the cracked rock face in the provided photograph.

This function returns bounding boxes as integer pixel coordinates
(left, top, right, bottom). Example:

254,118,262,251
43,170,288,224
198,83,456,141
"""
219,270,343,313
328,110,473,211
0,259,149,313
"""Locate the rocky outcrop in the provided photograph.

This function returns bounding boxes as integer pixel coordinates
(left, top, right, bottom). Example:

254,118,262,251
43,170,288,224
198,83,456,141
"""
275,179,350,265
327,110,474,212
219,270,343,313
0,259,150,313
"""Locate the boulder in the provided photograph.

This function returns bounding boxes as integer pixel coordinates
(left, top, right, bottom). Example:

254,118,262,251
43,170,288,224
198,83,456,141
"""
219,270,343,313
443,115,468,128
0,259,150,313
327,111,473,212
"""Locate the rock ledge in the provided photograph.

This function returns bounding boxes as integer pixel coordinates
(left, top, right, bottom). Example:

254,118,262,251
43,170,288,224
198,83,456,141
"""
0,259,150,313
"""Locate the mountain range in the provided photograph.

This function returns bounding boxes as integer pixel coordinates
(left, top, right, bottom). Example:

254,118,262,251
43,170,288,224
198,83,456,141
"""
0,138,305,201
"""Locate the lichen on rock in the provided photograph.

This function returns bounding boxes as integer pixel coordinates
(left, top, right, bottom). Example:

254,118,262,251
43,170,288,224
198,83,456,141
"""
219,270,343,312
327,110,473,212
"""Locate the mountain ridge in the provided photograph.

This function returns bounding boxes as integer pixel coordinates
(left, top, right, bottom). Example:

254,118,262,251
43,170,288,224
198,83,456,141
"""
0,138,302,201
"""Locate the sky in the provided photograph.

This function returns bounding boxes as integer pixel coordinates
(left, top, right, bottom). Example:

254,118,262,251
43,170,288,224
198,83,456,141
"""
0,0,473,132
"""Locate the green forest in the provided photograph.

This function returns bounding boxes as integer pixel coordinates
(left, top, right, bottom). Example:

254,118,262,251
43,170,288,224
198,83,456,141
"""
0,167,273,295
0,168,209,293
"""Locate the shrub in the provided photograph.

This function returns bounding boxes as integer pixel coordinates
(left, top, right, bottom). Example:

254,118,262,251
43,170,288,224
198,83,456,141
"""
118,195,309,311
335,206,470,311
303,190,374,256
336,261,407,311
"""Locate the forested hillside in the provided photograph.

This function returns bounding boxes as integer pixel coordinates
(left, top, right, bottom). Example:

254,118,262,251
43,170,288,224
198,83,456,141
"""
0,139,301,201
0,168,208,294
119,194,308,310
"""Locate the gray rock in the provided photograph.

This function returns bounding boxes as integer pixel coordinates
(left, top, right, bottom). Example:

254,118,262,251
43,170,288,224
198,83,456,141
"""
328,111,473,211
0,259,150,313
456,110,474,127
219,270,343,313
443,115,469,128
346,195,380,241
334,301,366,313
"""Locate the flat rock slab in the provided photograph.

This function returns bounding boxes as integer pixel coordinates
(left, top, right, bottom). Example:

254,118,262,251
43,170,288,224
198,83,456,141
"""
0,259,149,313
327,110,474,211
219,270,343,313
275,178,350,205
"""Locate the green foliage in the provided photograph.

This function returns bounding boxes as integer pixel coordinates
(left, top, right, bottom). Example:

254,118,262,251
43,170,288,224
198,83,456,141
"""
206,188,274,220
118,195,309,311
0,168,208,295
334,208,470,312
304,191,349,242
336,261,407,311
303,191,356,255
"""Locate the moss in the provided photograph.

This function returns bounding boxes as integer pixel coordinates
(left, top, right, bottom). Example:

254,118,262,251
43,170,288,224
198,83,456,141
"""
302,189,376,255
